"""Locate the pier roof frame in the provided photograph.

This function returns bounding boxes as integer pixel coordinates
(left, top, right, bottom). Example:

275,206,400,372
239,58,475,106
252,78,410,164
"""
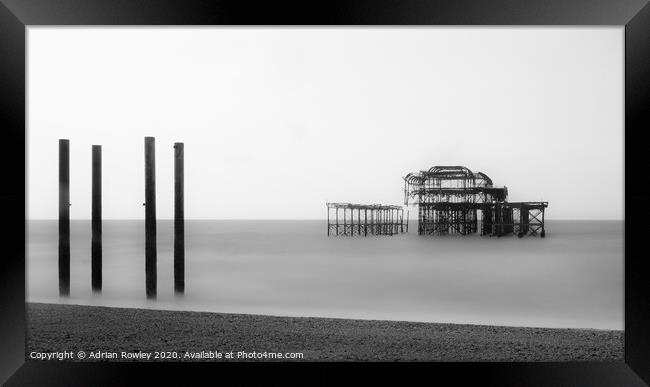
405,165,495,187
326,202,403,210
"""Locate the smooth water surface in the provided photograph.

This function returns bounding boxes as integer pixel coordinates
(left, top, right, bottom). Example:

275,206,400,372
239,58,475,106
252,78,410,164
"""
27,220,623,329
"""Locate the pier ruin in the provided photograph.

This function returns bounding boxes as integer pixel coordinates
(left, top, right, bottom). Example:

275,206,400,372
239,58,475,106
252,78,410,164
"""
404,166,547,237
326,166,547,238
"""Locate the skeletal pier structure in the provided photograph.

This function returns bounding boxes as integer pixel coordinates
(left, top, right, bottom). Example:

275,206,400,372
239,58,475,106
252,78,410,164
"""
404,166,547,237
326,203,407,236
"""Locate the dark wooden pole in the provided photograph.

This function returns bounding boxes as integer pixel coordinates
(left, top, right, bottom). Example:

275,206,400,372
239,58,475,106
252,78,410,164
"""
58,139,70,296
174,142,185,294
91,145,102,292
144,137,157,299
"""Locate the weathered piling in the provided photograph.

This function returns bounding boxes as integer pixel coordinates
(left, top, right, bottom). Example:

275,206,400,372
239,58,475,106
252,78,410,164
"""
58,139,70,296
144,137,157,299
174,142,185,294
91,145,102,292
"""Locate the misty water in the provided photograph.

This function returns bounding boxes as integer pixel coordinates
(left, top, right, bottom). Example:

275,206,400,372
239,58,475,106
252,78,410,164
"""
27,220,623,330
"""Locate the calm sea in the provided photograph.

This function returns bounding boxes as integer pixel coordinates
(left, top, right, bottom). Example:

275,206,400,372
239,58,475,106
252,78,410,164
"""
26,220,623,330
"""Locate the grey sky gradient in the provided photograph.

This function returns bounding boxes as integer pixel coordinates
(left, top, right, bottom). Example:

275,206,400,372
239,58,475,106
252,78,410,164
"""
27,27,623,220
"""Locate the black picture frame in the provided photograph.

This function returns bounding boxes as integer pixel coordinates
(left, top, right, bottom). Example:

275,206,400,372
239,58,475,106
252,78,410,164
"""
1,0,649,385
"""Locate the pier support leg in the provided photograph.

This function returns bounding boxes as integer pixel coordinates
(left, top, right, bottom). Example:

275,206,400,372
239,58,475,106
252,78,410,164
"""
519,205,529,237
335,208,339,236
144,137,157,299
358,209,361,235
91,145,102,292
327,207,330,236
174,142,184,294
59,139,70,296
364,209,368,236
406,210,409,233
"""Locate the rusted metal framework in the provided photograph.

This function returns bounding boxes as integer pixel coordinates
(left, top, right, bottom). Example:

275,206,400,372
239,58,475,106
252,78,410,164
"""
404,166,547,237
326,203,407,236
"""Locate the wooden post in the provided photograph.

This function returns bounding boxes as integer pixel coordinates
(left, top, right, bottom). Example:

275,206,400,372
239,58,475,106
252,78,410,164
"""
144,137,157,299
59,139,70,296
350,207,354,236
174,142,185,294
91,145,102,292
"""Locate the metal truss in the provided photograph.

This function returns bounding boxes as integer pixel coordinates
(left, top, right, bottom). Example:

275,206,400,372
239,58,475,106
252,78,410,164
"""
326,203,408,237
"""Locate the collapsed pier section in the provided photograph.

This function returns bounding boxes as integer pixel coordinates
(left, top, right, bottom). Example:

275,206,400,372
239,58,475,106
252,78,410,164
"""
326,203,407,236
404,166,548,238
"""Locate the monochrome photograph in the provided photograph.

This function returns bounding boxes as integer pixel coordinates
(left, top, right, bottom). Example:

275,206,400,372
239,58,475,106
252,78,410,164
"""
26,27,623,361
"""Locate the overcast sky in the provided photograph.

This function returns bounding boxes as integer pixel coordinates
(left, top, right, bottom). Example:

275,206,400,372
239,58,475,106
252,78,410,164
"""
27,27,623,220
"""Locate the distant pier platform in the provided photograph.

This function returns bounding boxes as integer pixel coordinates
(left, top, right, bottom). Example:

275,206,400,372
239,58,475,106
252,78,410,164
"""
326,203,407,236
